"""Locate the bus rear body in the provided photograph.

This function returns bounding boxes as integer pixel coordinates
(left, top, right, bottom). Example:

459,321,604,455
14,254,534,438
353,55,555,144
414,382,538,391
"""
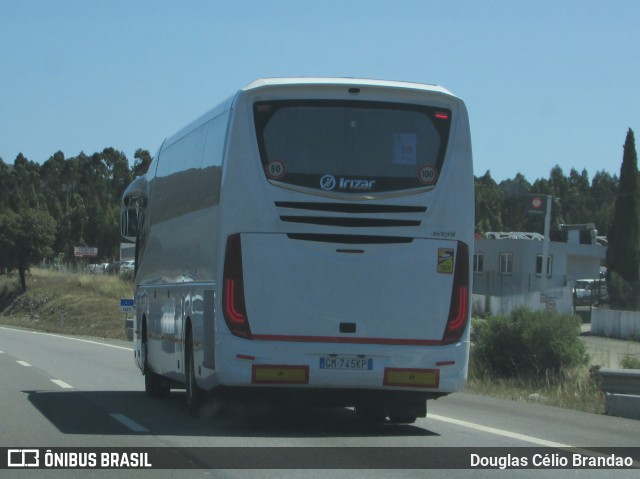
122,78,474,422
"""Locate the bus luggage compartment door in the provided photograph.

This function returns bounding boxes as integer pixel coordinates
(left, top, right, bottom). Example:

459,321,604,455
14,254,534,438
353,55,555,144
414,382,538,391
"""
239,233,458,342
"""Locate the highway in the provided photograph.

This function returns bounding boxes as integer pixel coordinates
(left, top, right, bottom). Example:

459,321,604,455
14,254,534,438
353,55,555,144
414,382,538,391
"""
0,325,638,478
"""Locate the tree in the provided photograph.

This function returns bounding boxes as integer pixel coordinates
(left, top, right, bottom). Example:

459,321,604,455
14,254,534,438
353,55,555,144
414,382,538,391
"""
606,129,640,310
133,148,153,178
564,168,591,224
8,154,43,209
95,203,123,261
0,158,10,210
0,208,57,291
0,211,18,271
499,173,531,231
589,170,618,236
40,151,66,222
101,147,132,201
475,171,504,234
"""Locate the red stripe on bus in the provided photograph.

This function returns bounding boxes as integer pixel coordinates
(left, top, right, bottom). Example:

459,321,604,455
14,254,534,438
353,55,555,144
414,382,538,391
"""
252,334,441,346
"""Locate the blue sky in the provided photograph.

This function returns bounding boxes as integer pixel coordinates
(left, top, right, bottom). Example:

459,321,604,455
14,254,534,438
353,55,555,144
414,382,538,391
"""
1,0,638,183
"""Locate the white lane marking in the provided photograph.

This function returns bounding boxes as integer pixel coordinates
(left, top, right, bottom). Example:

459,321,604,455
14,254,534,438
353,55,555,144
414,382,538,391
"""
0,351,5,353
51,379,74,389
429,413,573,448
16,360,32,367
109,414,149,433
0,326,132,351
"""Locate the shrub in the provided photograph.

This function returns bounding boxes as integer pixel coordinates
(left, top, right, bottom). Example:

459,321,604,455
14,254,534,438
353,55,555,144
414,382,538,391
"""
620,355,640,369
120,270,135,283
471,307,588,379
607,271,640,311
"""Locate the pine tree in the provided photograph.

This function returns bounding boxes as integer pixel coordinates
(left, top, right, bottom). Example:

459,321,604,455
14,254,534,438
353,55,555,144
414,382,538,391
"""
606,128,640,309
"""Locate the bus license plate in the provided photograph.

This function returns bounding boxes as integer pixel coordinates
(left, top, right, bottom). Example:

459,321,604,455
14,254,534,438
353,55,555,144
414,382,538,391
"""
319,357,373,370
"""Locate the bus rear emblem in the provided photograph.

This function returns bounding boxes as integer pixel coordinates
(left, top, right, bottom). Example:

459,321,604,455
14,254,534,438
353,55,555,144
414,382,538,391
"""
320,175,337,191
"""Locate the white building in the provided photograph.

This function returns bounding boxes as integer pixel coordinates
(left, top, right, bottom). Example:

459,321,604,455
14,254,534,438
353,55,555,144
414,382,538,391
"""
472,224,606,316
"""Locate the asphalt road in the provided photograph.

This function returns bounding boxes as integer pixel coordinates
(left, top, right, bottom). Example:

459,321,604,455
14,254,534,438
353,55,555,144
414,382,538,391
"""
0,325,638,479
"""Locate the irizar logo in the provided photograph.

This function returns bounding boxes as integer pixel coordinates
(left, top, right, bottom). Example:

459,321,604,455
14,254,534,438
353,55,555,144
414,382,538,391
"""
320,175,376,191
339,178,376,190
320,175,336,191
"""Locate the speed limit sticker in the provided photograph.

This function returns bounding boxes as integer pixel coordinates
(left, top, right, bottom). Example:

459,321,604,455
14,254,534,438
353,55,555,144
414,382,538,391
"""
266,160,286,179
418,165,438,185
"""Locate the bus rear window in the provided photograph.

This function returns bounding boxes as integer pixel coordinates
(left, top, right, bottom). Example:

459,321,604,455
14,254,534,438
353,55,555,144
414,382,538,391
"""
254,100,451,194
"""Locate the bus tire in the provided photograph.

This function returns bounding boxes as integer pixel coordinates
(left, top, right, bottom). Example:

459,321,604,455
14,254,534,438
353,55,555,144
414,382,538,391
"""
389,413,418,424
142,321,169,398
185,330,202,416
388,400,423,424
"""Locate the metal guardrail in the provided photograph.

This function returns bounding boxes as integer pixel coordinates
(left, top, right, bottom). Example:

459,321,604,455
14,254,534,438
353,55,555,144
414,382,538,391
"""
597,368,640,421
598,368,640,395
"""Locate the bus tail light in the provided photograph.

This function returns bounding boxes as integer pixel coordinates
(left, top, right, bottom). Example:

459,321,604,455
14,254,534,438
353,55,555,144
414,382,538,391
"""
441,241,469,345
223,234,252,339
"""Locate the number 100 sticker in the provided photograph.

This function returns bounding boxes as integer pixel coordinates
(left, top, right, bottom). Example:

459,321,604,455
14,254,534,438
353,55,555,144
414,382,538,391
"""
418,164,438,186
266,160,286,179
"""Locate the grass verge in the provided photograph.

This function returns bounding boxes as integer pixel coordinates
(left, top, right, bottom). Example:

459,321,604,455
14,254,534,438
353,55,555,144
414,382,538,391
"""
465,364,605,414
0,268,133,340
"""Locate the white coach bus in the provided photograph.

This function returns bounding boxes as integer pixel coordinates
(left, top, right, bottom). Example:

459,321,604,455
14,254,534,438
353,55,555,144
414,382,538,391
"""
121,78,473,423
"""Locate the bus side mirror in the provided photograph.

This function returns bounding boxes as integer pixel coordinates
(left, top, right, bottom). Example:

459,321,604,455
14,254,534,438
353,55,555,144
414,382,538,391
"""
121,209,138,240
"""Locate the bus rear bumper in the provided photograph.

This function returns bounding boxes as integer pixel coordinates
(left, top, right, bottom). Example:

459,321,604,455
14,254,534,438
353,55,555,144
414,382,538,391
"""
206,336,469,395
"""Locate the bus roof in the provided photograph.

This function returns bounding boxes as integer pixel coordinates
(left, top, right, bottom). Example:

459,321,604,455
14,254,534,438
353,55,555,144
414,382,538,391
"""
161,77,458,158
242,77,454,96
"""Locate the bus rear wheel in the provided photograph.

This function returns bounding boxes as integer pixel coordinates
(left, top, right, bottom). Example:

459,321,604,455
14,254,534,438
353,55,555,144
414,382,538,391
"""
142,322,169,397
389,413,418,424
144,370,169,397
185,330,203,416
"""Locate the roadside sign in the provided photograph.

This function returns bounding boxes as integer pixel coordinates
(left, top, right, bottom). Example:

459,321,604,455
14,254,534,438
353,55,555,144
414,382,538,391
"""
120,298,135,313
74,246,98,257
525,194,547,215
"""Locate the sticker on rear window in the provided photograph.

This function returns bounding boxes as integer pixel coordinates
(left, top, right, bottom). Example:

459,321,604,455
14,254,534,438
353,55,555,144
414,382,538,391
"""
438,248,454,274
266,160,286,179
393,133,417,165
418,164,438,186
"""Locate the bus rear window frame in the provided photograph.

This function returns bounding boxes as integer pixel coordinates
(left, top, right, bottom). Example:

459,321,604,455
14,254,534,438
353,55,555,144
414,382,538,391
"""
253,99,452,193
